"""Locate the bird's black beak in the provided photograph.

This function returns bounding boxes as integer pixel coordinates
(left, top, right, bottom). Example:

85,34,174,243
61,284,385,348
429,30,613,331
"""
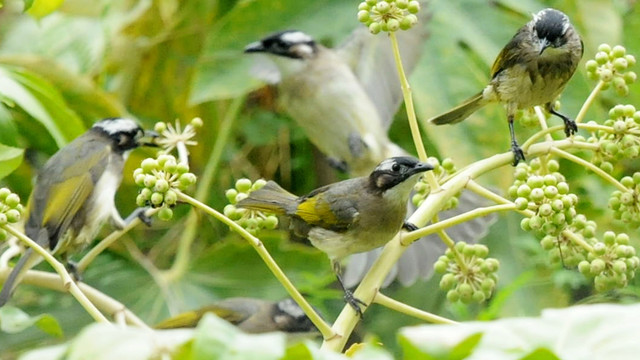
409,161,434,176
539,38,551,55
140,130,160,147
244,41,266,53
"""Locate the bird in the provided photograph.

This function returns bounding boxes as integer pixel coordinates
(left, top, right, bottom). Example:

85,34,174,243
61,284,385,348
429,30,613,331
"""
0,118,157,306
237,156,433,314
244,25,427,176
154,297,318,335
429,8,583,165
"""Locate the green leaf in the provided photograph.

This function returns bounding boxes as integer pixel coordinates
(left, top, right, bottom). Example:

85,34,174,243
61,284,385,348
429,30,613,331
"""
519,348,561,360
0,306,62,337
192,313,286,360
400,303,640,359
22,0,34,11
0,66,85,148
0,143,24,180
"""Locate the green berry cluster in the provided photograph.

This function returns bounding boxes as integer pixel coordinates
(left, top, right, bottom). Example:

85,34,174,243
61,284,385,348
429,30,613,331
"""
357,0,420,34
224,179,278,236
0,188,23,241
588,104,640,172
609,173,640,228
578,232,639,292
585,44,636,96
412,157,460,211
434,242,498,303
540,214,596,267
134,155,196,221
511,160,577,238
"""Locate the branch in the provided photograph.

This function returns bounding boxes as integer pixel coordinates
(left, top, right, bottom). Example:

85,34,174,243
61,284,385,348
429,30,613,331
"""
374,292,457,324
2,225,109,323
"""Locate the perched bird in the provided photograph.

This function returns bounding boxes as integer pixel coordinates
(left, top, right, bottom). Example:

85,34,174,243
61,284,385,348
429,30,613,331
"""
155,297,318,335
237,156,433,313
0,118,157,306
244,26,427,176
245,26,496,289
429,8,583,165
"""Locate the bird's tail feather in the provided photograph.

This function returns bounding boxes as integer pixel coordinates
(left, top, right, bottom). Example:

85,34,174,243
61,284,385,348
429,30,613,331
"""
237,181,298,215
429,91,485,125
0,247,40,306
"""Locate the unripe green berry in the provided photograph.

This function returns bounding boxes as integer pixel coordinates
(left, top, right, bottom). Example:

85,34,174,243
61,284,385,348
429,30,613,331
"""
590,258,606,274
613,260,627,274
179,173,197,187
163,160,177,174
612,45,626,58
598,44,612,53
624,72,637,84
144,175,157,188
164,190,178,205
236,179,252,193
154,179,170,193
386,18,400,31
157,155,173,167
434,260,448,273
135,174,146,186
190,117,203,128
585,60,598,72
440,273,456,290
141,158,159,172
527,176,544,189
600,69,613,81
5,209,20,223
4,194,20,208
136,194,147,207
520,218,531,231
617,233,630,245
539,203,553,217
158,207,173,221
556,182,569,194
578,260,591,275
595,51,609,65
530,188,545,202
154,122,167,133
472,291,486,303
0,213,7,225
375,1,390,13
540,236,555,250
517,184,532,198
481,278,495,292
514,197,529,210
446,289,460,302
369,22,381,34
614,58,628,72
151,192,164,206
226,189,238,203
474,244,489,258
407,0,420,13
357,10,370,23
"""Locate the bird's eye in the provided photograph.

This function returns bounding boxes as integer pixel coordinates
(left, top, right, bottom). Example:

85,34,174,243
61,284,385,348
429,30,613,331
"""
391,163,401,172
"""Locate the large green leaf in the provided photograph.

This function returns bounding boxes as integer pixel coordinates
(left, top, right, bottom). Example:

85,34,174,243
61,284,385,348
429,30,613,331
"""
0,306,62,338
399,303,640,359
0,65,85,147
0,143,24,180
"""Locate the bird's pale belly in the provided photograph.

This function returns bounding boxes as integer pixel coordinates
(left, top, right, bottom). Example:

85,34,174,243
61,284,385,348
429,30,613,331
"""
491,65,567,109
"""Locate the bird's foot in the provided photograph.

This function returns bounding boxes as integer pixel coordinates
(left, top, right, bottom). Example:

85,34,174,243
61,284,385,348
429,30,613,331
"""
511,142,526,166
66,261,83,282
327,157,348,173
563,118,578,137
343,289,367,318
403,221,419,231
125,207,152,227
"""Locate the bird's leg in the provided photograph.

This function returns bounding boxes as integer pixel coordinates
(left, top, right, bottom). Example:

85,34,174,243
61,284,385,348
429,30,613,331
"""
547,103,577,137
124,207,152,227
348,133,367,158
333,260,366,317
327,157,349,173
402,221,419,231
66,260,83,282
508,114,525,166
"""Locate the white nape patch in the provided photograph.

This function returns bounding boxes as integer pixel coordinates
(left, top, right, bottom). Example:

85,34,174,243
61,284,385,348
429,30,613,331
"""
281,31,312,44
277,299,305,318
376,158,397,172
292,43,314,57
93,118,140,135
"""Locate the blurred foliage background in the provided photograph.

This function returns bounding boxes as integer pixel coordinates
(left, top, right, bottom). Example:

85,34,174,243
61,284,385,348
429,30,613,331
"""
0,0,639,357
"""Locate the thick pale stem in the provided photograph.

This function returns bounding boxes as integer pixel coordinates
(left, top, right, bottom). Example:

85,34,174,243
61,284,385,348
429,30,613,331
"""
374,292,457,324
389,31,439,191
3,226,109,323
176,191,335,340
575,80,605,124
550,147,627,192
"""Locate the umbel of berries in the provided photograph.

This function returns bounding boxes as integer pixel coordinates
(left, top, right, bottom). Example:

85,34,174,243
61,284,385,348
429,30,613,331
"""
134,154,196,221
0,188,23,241
225,179,278,235
357,0,421,33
